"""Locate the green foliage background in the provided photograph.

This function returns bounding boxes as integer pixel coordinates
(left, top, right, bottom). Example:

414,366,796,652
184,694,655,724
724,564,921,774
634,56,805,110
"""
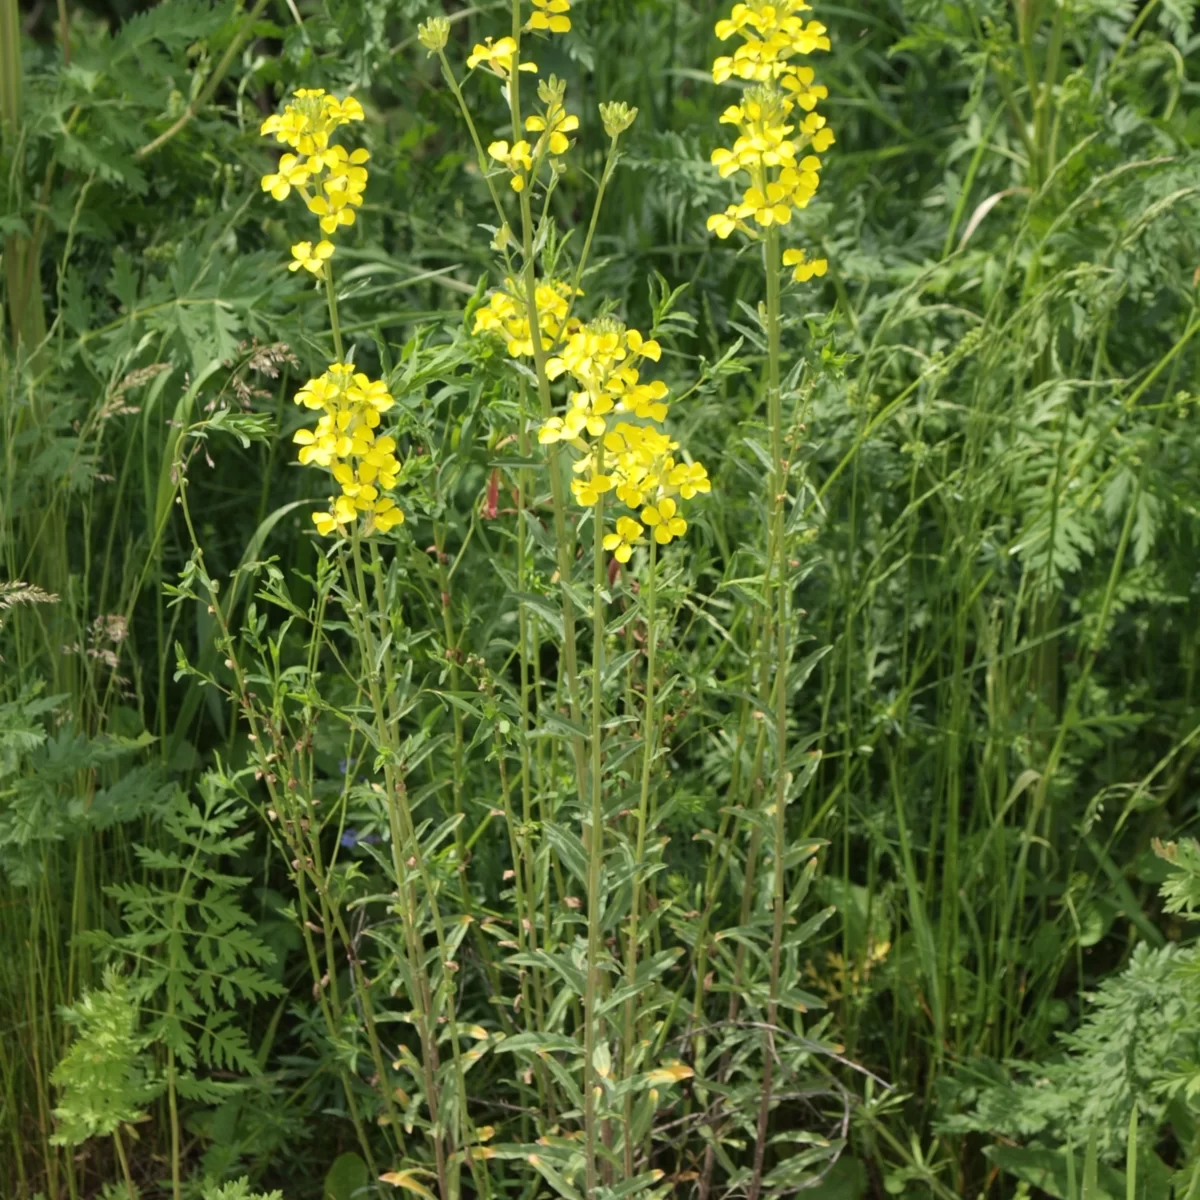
3,0,1200,1196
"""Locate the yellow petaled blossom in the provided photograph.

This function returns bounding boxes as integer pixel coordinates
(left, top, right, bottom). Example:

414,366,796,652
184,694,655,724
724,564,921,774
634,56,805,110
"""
291,363,404,536
525,318,708,562
525,95,580,158
289,240,335,278
473,277,581,357
528,0,571,33
467,36,538,77
260,90,369,275
782,246,828,281
488,139,534,192
668,460,712,499
706,0,833,267
641,496,687,545
603,516,644,564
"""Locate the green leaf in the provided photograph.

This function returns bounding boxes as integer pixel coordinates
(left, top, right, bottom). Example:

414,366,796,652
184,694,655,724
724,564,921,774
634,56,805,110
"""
324,1151,370,1200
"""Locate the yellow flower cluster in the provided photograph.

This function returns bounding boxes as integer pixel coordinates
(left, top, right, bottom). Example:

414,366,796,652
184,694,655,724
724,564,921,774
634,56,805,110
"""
260,89,369,279
537,321,710,557
292,363,404,536
487,79,579,193
706,0,832,282
473,277,581,357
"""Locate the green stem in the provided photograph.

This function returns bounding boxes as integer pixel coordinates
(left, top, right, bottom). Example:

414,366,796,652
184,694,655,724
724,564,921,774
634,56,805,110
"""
749,224,787,1200
583,482,607,1195
324,265,344,361
622,537,658,1178
134,0,271,159
1111,0,1160,73
436,49,509,225
561,133,622,331
112,1126,136,1200
503,27,588,797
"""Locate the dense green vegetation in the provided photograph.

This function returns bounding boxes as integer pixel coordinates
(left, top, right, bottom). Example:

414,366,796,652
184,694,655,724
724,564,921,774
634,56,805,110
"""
3,0,1200,1196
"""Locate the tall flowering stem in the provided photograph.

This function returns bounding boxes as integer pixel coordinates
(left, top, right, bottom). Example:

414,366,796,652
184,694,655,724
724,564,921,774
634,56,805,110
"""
423,6,710,1186
703,0,834,1186
584,465,607,1195
259,89,405,540
257,88,499,1197
539,324,708,1185
622,537,657,1177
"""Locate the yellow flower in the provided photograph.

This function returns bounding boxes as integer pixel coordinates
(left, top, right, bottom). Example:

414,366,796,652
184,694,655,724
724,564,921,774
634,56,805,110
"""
571,473,614,507
538,417,568,445
467,36,538,77
294,373,341,410
641,496,687,544
625,329,662,361
603,516,644,564
667,460,711,499
289,240,335,277
707,205,743,239
737,183,792,227
529,0,571,33
261,153,311,201
525,105,580,157
618,379,669,422
714,3,760,41
782,246,828,281
370,497,404,533
347,374,393,413
327,95,365,124
488,139,534,191
782,65,828,110
312,509,342,537
292,427,333,466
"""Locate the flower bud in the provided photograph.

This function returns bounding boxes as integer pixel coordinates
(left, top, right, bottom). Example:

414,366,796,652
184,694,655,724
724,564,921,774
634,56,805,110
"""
537,74,567,107
599,101,637,138
418,16,450,53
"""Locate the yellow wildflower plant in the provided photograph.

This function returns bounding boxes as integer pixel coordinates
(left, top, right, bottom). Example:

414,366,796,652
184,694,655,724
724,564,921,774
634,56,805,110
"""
260,89,370,275
258,90,408,539
706,0,833,277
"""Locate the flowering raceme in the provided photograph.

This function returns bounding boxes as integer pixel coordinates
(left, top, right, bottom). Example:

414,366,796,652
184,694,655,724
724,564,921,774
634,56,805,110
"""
260,90,406,538
292,364,404,536
260,89,369,275
705,0,832,281
535,320,710,554
445,0,705,563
